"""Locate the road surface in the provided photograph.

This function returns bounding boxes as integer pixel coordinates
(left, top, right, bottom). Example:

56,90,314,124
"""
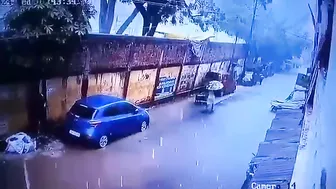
0,73,297,189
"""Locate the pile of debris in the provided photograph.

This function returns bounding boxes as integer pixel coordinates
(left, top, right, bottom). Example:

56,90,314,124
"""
2,132,37,154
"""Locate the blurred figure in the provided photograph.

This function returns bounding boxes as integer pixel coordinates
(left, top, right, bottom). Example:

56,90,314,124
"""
259,74,264,85
206,90,215,112
252,71,259,85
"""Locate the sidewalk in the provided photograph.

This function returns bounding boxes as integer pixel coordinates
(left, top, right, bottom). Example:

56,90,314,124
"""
244,109,304,189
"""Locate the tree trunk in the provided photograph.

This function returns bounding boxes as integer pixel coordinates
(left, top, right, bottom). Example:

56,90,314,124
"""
81,47,90,99
99,0,117,34
142,17,151,36
133,2,150,36
116,8,139,35
229,33,239,76
26,81,42,133
146,19,160,36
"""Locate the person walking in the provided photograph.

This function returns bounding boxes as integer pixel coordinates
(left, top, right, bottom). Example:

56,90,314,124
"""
206,90,215,112
259,74,264,85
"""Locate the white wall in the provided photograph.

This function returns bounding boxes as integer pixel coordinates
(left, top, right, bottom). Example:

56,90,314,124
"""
319,1,336,187
292,2,336,189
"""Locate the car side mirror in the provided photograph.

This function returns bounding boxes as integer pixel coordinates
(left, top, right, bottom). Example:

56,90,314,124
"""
134,108,139,114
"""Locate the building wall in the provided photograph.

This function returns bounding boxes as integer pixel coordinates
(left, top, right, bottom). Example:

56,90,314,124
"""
319,2,336,186
291,1,336,189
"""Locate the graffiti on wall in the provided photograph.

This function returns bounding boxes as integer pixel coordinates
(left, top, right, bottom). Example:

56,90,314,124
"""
0,83,28,135
126,69,158,104
194,63,211,89
87,72,126,98
154,66,180,100
219,61,230,74
210,62,222,72
176,65,198,93
46,76,82,121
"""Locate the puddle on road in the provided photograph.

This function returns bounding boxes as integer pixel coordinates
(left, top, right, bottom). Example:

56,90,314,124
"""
40,139,65,158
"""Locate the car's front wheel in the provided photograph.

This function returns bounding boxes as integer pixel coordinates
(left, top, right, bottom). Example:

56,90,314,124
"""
98,135,109,148
140,121,149,132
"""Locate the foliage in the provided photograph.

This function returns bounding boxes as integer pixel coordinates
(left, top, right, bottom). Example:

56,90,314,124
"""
186,0,272,39
3,1,97,68
186,0,225,32
4,1,97,41
252,9,312,64
120,0,186,36
212,0,310,65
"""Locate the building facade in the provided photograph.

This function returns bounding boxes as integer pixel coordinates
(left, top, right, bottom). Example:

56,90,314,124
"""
292,0,336,188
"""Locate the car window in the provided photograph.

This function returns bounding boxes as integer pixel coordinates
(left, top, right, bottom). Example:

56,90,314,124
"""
70,103,96,119
103,106,121,117
119,102,137,114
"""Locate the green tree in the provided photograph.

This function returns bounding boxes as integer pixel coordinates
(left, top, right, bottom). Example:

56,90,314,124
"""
100,0,117,33
186,0,225,32
187,0,272,40
3,0,97,67
119,0,186,36
252,9,311,68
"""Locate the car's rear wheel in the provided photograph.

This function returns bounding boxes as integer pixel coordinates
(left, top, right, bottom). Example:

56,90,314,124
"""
98,135,109,148
140,121,149,132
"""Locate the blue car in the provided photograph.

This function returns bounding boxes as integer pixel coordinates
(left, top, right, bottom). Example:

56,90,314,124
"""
64,95,150,148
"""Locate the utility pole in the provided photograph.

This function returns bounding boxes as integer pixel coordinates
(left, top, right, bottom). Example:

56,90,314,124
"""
229,33,239,76
240,0,258,81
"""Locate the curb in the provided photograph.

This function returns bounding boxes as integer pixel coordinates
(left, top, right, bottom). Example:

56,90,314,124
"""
214,93,234,105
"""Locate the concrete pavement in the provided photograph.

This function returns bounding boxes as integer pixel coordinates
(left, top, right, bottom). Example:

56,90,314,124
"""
0,73,298,189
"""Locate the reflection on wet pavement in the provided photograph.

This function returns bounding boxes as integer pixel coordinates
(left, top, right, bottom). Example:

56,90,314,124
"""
0,74,297,189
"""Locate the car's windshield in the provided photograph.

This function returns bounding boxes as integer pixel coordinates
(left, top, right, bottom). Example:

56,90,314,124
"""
69,104,96,119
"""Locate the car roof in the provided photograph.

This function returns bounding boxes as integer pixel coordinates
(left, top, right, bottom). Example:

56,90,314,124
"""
76,95,124,109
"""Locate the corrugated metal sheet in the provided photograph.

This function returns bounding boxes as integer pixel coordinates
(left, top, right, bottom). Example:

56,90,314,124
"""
46,76,82,121
275,109,303,119
65,76,82,112
87,72,126,98
46,78,66,121
256,142,299,159
251,158,295,184
264,129,302,143
245,108,303,189
126,69,158,104
270,118,302,130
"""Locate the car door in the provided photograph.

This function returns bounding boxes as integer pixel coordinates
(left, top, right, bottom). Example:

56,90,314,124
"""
101,105,124,136
118,102,141,134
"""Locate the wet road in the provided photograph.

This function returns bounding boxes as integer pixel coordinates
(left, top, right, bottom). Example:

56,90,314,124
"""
0,73,297,189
